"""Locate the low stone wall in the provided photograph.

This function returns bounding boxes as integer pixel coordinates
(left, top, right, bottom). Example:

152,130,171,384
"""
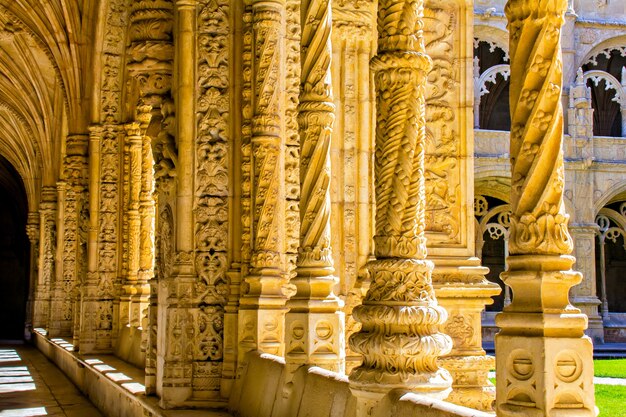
228,351,492,417
33,332,491,417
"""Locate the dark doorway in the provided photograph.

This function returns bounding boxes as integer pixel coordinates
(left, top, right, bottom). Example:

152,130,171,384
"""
0,155,29,341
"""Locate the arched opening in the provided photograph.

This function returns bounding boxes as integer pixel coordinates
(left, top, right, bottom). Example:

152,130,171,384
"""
582,49,626,137
595,201,626,342
474,40,511,131
0,155,30,341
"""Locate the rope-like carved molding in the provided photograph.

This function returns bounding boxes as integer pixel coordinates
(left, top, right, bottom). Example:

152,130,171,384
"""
506,0,573,255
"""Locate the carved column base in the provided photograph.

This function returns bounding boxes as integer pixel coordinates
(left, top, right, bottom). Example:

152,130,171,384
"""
220,267,241,399
78,279,99,354
496,255,596,416
349,259,452,416
441,356,495,412
495,335,595,417
33,288,50,329
157,275,195,409
433,261,500,412
285,311,345,375
48,293,73,337
237,307,286,360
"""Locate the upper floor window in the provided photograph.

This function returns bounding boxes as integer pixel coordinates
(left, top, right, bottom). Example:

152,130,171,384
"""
582,48,626,137
473,40,510,131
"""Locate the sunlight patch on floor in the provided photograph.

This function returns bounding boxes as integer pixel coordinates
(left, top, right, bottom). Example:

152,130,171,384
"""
0,407,47,416
0,350,35,394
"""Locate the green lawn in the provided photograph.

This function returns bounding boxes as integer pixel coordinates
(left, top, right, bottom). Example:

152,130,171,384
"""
594,359,626,378
594,359,626,416
596,385,626,417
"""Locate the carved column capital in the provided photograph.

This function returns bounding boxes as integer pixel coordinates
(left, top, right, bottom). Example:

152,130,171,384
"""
26,212,40,244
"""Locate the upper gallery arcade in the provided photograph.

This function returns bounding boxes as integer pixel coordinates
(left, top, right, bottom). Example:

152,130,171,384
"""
0,0,623,416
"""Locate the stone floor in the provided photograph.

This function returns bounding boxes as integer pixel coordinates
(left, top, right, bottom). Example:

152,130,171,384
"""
0,344,103,417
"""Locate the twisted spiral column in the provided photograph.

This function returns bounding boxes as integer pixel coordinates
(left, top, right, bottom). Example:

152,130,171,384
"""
285,0,344,374
348,0,452,412
238,0,288,359
495,1,595,416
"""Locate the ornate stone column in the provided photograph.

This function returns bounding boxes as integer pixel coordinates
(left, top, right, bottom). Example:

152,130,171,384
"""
80,126,103,354
122,120,145,332
496,1,596,416
49,135,88,340
238,0,288,359
348,0,452,413
49,182,66,337
126,0,175,394
33,187,56,329
157,1,196,407
621,67,626,137
285,0,344,374
25,212,40,337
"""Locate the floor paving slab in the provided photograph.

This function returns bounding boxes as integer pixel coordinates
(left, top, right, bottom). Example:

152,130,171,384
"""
0,345,103,417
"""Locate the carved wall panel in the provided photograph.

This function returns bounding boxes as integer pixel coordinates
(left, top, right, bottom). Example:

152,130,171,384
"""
193,0,231,399
424,1,468,252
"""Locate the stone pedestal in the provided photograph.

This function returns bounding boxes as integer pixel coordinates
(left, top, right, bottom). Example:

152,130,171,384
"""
434,260,500,412
570,225,603,344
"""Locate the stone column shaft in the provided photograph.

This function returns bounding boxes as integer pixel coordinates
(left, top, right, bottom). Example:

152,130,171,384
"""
157,1,196,407
348,0,452,413
33,188,56,329
496,1,595,416
238,0,288,360
175,0,195,261
48,182,67,337
285,0,344,374
79,126,102,353
25,212,40,337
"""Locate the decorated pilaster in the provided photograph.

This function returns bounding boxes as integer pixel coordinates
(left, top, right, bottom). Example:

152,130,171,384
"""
33,187,56,329
496,1,595,416
193,0,232,401
285,0,344,374
238,0,288,359
348,0,452,413
422,2,501,411
330,0,376,375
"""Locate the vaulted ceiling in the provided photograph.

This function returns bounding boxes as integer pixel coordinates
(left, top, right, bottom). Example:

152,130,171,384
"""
0,0,100,209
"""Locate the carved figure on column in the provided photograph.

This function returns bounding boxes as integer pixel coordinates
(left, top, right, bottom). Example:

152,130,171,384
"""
496,1,596,416
348,0,452,412
285,0,344,374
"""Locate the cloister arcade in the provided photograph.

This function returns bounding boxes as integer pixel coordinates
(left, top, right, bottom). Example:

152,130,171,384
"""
0,1,624,416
